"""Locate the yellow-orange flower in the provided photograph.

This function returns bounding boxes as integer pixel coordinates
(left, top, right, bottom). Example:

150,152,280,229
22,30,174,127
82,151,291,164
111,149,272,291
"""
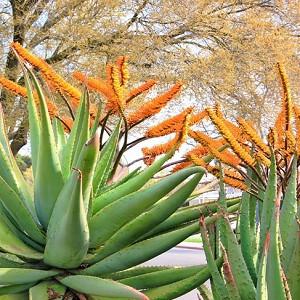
277,62,292,131
172,161,193,172
188,130,240,167
60,116,73,132
126,80,157,103
0,76,58,118
127,82,182,126
237,117,270,157
206,108,256,167
145,107,193,138
185,145,209,158
111,65,125,111
11,42,81,107
190,110,208,125
73,71,114,101
0,76,27,97
116,56,129,87
142,133,180,165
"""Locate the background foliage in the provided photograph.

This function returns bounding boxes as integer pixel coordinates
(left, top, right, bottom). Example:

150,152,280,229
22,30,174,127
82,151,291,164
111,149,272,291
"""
0,0,299,154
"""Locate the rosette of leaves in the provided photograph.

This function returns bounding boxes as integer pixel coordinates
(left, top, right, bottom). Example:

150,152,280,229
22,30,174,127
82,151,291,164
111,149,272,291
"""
0,51,242,299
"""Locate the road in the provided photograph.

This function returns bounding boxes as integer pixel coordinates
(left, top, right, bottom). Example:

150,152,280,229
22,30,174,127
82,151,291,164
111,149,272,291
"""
142,246,207,300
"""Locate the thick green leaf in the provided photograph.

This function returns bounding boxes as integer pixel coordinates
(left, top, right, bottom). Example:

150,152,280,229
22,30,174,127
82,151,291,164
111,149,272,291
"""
0,176,45,245
74,132,100,213
200,218,229,300
257,153,277,268
98,167,141,195
107,266,172,280
85,221,199,272
91,172,203,260
89,166,203,248
17,56,40,178
221,247,241,300
0,293,28,299
61,92,89,179
92,149,176,214
30,72,64,229
0,283,34,296
240,188,257,284
143,259,222,300
222,218,256,300
119,265,205,289
52,118,66,166
141,198,240,240
83,204,240,274
280,155,297,264
197,285,214,300
0,207,43,260
266,194,287,300
0,106,36,220
93,120,121,195
58,275,148,299
44,169,89,268
256,232,269,300
0,268,59,285
72,90,90,168
286,224,300,299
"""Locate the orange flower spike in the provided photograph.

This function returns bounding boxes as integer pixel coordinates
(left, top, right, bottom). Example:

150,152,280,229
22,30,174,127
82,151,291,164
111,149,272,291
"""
277,62,293,131
73,71,113,99
127,82,182,126
126,79,157,104
206,107,256,167
11,42,81,106
190,110,208,125
172,161,193,173
186,145,209,158
105,64,114,88
188,130,225,149
223,176,247,191
189,130,240,167
142,133,180,165
0,76,27,97
224,169,244,181
145,107,193,138
237,117,270,157
46,100,59,118
179,112,191,145
60,116,73,132
0,76,59,118
191,158,246,191
116,56,129,87
274,110,285,147
254,151,271,167
286,130,296,153
188,154,208,168
111,65,125,110
214,102,222,117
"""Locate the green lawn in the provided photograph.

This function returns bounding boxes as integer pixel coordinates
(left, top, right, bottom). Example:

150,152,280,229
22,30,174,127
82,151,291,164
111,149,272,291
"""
184,234,202,243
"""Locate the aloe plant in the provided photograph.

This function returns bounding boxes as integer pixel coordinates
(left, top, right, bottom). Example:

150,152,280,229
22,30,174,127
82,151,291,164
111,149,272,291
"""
0,46,244,299
194,64,300,299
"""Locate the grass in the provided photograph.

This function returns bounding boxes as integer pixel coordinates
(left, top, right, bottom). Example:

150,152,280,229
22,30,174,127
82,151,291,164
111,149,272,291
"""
184,234,202,244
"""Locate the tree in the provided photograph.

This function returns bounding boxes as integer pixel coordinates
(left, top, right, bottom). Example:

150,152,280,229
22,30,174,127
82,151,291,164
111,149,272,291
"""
0,0,299,154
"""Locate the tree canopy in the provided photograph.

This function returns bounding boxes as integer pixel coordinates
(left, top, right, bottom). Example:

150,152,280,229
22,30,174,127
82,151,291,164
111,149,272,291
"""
0,0,299,153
